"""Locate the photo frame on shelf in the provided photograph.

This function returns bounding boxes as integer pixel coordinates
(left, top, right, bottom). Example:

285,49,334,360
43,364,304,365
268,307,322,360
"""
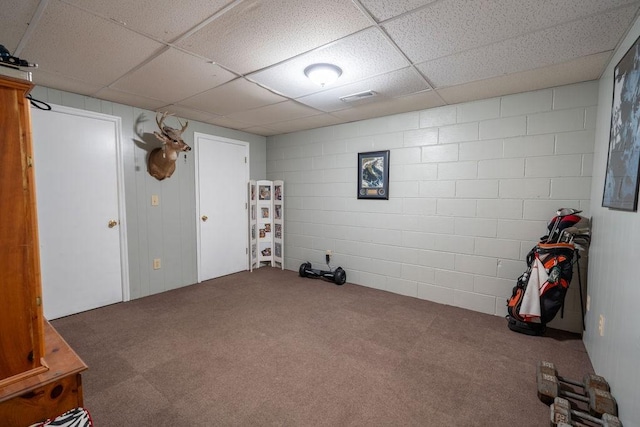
357,150,390,200
603,34,640,211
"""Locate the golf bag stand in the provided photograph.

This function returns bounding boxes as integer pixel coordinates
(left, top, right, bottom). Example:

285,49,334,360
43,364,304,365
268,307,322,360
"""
506,208,590,336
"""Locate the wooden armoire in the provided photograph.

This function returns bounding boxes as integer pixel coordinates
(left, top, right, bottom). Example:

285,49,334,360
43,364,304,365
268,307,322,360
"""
0,73,87,426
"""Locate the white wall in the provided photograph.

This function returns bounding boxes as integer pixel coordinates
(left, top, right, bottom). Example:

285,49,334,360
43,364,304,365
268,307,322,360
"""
28,85,267,299
585,16,640,426
268,80,598,333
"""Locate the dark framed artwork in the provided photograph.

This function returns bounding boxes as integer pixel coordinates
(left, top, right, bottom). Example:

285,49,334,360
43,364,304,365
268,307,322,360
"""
603,35,640,211
357,150,390,200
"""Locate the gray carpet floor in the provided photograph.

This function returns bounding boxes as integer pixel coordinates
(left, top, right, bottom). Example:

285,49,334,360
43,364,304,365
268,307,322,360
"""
52,267,593,426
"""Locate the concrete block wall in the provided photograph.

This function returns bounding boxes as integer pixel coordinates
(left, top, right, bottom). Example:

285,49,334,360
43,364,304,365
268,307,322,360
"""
267,81,597,332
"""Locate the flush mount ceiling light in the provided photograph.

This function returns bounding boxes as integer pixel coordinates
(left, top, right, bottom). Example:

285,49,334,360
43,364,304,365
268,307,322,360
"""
304,63,342,87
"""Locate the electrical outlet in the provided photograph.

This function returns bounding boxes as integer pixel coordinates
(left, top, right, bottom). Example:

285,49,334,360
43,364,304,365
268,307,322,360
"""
326,250,332,256
151,195,159,206
153,258,161,270
586,295,590,311
598,314,605,336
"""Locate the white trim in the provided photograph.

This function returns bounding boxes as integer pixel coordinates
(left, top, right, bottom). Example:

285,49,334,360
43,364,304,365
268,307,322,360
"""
38,104,130,302
194,132,250,283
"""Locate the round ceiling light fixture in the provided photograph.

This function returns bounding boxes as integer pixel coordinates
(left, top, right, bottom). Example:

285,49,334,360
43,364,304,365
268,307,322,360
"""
304,63,342,87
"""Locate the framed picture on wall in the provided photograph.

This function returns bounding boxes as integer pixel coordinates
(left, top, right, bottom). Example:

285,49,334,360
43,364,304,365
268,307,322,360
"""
603,34,640,211
357,150,390,200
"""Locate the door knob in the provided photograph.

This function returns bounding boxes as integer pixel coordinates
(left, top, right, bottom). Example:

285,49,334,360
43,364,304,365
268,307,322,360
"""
201,215,208,222
108,220,118,228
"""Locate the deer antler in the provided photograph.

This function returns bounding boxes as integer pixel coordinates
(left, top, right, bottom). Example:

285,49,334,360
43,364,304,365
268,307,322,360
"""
178,118,188,133
156,111,169,131
155,112,188,142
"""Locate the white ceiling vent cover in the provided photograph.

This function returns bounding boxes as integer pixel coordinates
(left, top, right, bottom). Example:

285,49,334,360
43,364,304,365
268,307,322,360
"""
339,90,377,103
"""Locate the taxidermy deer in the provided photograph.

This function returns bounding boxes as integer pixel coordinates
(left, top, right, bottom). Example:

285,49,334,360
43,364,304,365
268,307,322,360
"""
148,111,191,180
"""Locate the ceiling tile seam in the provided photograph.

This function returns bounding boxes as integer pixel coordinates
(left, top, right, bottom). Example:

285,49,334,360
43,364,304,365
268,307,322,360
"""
14,0,51,57
288,98,335,116
350,0,442,104
365,0,445,26
606,5,640,69
54,0,245,84
287,66,429,100
383,2,640,74
169,76,249,107
57,0,166,42
167,0,245,45
104,45,172,90
101,45,244,99
243,75,323,100
242,26,377,78
243,63,419,105
218,98,328,121
408,3,640,81
247,112,342,132
46,2,200,91
30,69,108,99
550,2,640,32
156,103,224,119
429,52,605,95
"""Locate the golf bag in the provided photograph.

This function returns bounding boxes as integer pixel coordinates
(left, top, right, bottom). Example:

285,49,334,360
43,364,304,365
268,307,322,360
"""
506,209,589,336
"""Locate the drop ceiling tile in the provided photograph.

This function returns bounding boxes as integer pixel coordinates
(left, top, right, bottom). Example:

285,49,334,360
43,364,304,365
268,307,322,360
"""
225,100,322,126
158,104,221,124
112,48,236,104
249,28,411,99
32,70,104,97
383,0,640,63
436,52,610,105
207,115,255,130
331,90,444,122
0,0,39,52
417,6,636,88
296,67,429,112
178,78,287,115
264,113,345,134
62,0,230,42
359,0,436,22
94,87,167,111
241,126,280,137
21,1,163,86
176,0,371,74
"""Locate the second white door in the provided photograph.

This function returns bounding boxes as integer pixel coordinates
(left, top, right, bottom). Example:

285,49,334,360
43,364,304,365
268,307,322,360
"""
195,133,249,282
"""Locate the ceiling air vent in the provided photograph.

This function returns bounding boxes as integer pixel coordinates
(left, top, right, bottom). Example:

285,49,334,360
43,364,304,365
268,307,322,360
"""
339,90,377,103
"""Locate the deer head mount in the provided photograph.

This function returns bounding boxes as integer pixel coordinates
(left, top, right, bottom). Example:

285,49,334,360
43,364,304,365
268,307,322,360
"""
148,111,191,181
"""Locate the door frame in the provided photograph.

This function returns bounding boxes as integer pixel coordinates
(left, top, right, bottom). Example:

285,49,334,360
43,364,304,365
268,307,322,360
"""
34,104,130,302
194,132,250,283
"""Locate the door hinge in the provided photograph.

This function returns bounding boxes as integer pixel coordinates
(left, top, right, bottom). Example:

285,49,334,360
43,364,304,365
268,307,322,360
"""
36,296,41,306
27,156,33,168
246,248,248,254
244,157,247,163
245,202,248,209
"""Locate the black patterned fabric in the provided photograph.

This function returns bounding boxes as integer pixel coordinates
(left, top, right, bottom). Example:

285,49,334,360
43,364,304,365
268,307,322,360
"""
28,407,93,427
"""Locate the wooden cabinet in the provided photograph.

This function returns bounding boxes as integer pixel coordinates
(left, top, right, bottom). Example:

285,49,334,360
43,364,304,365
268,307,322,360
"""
0,74,46,386
0,322,86,426
0,74,87,426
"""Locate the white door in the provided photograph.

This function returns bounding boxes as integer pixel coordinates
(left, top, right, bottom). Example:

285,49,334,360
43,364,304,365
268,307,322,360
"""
195,133,249,282
31,105,127,319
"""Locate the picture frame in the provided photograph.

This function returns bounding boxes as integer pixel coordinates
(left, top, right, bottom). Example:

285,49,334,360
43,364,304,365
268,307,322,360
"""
357,150,390,200
259,185,271,200
602,34,640,211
